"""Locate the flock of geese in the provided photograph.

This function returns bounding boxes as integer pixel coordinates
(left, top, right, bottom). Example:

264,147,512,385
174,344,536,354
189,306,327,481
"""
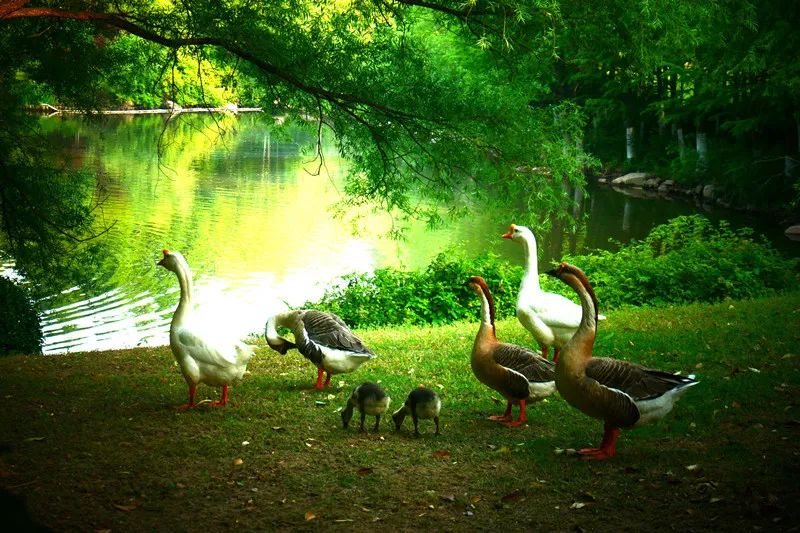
157,223,698,460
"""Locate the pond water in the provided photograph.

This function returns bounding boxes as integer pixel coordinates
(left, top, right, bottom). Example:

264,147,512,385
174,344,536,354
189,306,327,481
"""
12,113,798,354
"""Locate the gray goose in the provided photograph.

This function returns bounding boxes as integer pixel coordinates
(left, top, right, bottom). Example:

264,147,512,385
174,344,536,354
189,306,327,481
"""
341,382,391,431
467,276,556,427
546,262,699,460
392,386,442,436
265,310,376,389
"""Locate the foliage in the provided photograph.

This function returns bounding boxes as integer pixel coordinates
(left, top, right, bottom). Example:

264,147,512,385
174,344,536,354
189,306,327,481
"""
561,216,799,309
0,276,42,355
306,216,799,328
305,252,523,329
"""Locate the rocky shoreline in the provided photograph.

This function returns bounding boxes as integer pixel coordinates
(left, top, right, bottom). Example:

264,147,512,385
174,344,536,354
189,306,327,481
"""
596,172,800,240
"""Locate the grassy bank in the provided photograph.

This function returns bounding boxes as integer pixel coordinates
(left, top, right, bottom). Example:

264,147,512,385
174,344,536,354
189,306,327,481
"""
2,293,800,531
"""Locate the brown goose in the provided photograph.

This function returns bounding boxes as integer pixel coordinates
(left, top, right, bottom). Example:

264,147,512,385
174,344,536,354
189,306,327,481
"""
467,276,556,427
546,262,699,460
265,310,376,389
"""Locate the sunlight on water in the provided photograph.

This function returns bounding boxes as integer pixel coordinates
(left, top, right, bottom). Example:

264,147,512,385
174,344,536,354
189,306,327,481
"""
33,114,505,354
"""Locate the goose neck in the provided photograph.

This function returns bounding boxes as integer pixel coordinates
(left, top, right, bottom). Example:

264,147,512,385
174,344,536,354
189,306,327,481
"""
520,238,540,292
562,274,597,359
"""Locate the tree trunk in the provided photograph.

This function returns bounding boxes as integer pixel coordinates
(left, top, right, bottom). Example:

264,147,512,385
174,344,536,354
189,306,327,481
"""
677,128,685,161
626,126,635,161
696,131,708,174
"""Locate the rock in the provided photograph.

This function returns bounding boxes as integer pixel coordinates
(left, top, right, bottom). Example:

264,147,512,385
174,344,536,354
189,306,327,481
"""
702,184,715,199
785,225,800,241
611,172,649,187
643,177,662,189
598,177,609,184
658,179,675,193
694,184,704,196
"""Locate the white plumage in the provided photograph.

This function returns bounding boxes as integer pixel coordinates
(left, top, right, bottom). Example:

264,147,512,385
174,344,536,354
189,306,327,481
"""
157,249,254,409
503,223,604,362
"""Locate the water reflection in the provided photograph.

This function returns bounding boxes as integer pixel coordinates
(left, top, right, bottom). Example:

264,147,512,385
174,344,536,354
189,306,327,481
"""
20,114,797,354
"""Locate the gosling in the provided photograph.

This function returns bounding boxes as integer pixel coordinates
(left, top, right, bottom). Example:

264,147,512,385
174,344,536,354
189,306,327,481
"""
341,382,391,431
392,386,442,436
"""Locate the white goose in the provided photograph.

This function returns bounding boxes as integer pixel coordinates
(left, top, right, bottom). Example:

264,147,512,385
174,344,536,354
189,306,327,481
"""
157,249,254,409
265,310,376,389
502,223,604,363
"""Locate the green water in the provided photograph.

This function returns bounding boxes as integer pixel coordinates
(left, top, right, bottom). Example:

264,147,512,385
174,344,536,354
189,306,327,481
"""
16,113,795,353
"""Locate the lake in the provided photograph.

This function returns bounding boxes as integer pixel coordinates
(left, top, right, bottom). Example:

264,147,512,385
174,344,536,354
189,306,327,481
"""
9,113,797,354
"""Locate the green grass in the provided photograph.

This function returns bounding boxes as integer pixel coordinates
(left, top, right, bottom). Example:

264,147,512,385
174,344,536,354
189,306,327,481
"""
2,293,800,531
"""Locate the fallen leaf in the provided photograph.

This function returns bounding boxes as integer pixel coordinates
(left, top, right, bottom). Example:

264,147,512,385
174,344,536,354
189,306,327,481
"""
326,394,336,400
470,495,482,503
357,467,373,475
334,519,354,523
570,502,587,509
113,503,138,512
747,367,760,373
233,458,244,466
731,401,741,409
23,437,45,442
440,494,455,503
315,400,327,406
305,511,316,521
242,441,250,446
433,450,451,459
271,426,284,431
685,464,702,473
501,489,524,503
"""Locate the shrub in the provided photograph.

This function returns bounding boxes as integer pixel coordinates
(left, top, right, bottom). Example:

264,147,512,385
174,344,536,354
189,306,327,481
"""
305,216,799,328
304,253,523,329
557,215,800,309
0,276,43,355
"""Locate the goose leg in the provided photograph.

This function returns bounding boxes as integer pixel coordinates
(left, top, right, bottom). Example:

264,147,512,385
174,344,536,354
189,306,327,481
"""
177,383,197,410
434,416,440,436
553,348,560,364
502,400,527,427
211,385,229,407
489,402,513,422
540,344,549,360
412,413,420,437
313,368,325,389
578,425,620,460
359,411,366,432
323,372,332,388
373,414,381,432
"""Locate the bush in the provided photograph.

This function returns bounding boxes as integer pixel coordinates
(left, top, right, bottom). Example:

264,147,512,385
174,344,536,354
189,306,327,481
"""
0,276,43,355
305,216,800,328
304,253,523,329
558,215,800,309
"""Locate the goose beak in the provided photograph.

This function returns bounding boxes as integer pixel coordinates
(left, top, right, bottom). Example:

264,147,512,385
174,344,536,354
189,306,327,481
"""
501,224,516,239
157,249,170,266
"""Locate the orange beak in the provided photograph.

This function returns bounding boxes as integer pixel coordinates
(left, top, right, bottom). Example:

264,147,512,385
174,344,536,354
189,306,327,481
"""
501,224,516,239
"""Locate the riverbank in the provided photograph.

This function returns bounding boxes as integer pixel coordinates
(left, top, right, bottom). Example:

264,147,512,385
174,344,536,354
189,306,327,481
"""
2,293,799,531
597,172,799,234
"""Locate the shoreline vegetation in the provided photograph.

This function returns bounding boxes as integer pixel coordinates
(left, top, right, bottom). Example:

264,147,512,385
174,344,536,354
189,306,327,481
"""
1,293,799,531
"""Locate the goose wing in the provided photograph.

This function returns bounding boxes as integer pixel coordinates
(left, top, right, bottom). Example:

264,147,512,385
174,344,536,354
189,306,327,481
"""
521,292,582,329
492,343,554,399
176,325,244,369
586,358,696,401
301,311,373,355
